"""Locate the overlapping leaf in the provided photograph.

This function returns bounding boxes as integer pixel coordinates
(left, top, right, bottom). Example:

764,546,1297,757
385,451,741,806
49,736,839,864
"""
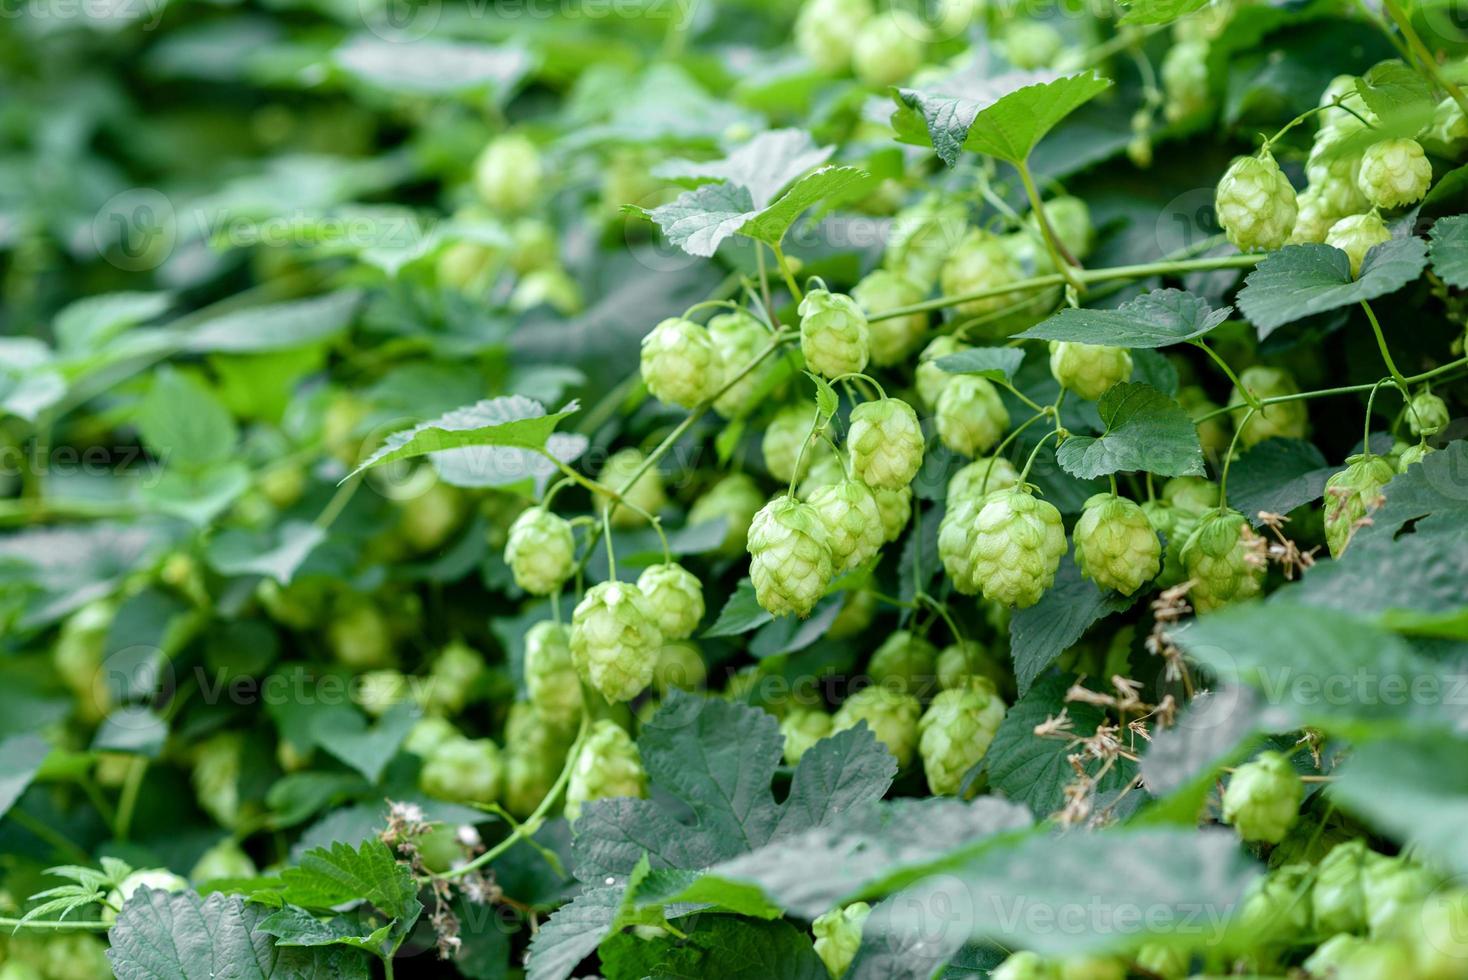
1055,382,1204,478
1235,239,1428,334
1016,289,1231,348
350,395,579,478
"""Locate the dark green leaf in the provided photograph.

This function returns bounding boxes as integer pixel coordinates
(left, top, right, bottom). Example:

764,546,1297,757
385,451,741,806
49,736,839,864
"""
1010,555,1137,695
1354,61,1435,120
308,703,418,785
1330,734,1468,875
703,580,774,638
1428,215,1468,289
276,838,421,922
526,886,622,980
1226,438,1332,525
598,915,828,980
1235,240,1428,335
1016,289,1231,348
0,733,49,821
1055,383,1205,479
933,347,1025,382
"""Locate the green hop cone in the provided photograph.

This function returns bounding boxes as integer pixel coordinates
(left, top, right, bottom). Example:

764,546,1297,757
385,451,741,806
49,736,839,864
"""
564,719,647,824
1048,341,1133,401
1324,453,1395,558
1358,138,1433,209
939,495,985,594
640,317,725,409
1235,864,1314,949
936,375,1010,457
1289,184,1348,245
852,11,925,86
709,309,775,419
915,335,968,409
885,195,968,290
1162,475,1221,515
1027,195,1093,261
356,670,411,717
992,951,1057,980
524,621,583,724
1326,211,1392,277
689,472,765,555
1215,151,1298,251
748,495,834,617
813,902,872,978
848,397,925,489
852,269,928,366
1314,839,1371,935
1398,442,1435,471
570,581,663,702
1230,366,1309,447
504,507,575,595
1406,391,1450,437
834,685,922,766
764,402,829,483
1002,20,1063,69
968,489,1068,608
503,704,573,818
635,562,705,640
1221,750,1303,843
327,597,394,670
809,479,885,573
949,455,1020,502
868,630,938,696
794,0,874,73
652,640,707,695
190,839,257,883
799,289,870,379
421,737,503,805
1162,40,1211,123
1072,493,1161,596
828,589,877,639
873,484,913,542
474,133,542,213
918,678,1007,795
1307,137,1370,214
781,707,833,765
1057,956,1125,980
598,448,668,528
1413,889,1468,980
798,452,846,500
404,716,459,758
1145,500,1198,588
1179,509,1266,613
1362,852,1437,938
425,640,485,717
940,230,1024,317
937,640,1004,691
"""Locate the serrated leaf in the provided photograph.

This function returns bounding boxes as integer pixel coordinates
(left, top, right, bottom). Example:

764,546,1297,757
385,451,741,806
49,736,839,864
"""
598,915,828,980
350,396,579,478
894,69,1112,166
431,431,587,497
1009,555,1137,696
276,839,420,923
933,347,1025,382
740,166,874,247
806,372,839,421
1235,240,1428,335
702,580,773,637
1428,214,1468,288
255,906,394,953
1056,383,1204,479
1354,61,1435,120
526,886,623,980
1226,438,1332,525
308,703,417,785
653,129,835,210
1016,289,1231,348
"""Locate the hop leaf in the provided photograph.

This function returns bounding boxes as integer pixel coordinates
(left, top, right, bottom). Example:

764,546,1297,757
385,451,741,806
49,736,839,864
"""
967,489,1067,608
1215,151,1298,251
570,581,663,702
747,495,834,617
1048,341,1133,401
847,397,925,490
799,289,870,379
565,720,646,824
640,317,725,409
1221,750,1303,843
635,562,706,640
918,678,1007,795
1179,509,1266,613
1072,493,1161,596
505,507,575,595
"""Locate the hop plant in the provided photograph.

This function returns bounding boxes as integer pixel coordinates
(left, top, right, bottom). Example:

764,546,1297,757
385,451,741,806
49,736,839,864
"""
809,479,885,573
918,678,1006,795
1221,750,1303,843
565,720,647,823
505,507,575,595
1230,366,1309,447
799,289,870,378
915,335,968,409
651,640,706,695
781,708,833,765
1399,442,1435,471
939,495,985,594
635,562,705,639
1358,138,1432,209
1145,500,1199,589
503,704,573,818
1306,137,1370,215
1236,864,1315,948
949,455,1020,503
748,495,833,617
1027,195,1093,261
327,597,393,670
1363,852,1437,937
1313,839,1370,935
885,195,969,290
763,403,828,483
1072,493,1161,596
524,621,583,724
1324,453,1395,558
936,375,1010,457
968,489,1067,608
1162,40,1211,122
404,716,459,758
1162,475,1221,515
640,317,725,409
851,11,925,86
794,0,874,73
1215,151,1298,251
1288,185,1346,245
1179,509,1266,613
813,902,872,978
833,685,922,766
688,472,766,555
708,309,774,419
1134,945,1188,980
940,230,1024,317
852,269,928,366
191,839,257,883
474,134,542,213
798,452,846,500
848,397,924,489
356,670,411,716
1048,341,1133,401
421,737,503,804
598,448,667,528
569,581,663,702
937,640,1003,691
868,630,938,696
1326,211,1392,277
873,484,913,542
1406,390,1450,437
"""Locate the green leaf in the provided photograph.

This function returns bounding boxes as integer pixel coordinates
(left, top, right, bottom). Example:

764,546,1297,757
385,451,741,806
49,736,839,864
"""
106,889,371,979
806,371,839,421
1330,734,1468,875
526,886,622,980
1226,438,1332,525
276,838,421,922
0,338,65,421
933,347,1025,382
1235,240,1428,335
350,395,579,479
702,580,774,638
255,906,393,953
1137,687,1279,825
1055,382,1204,479
139,462,252,527
308,703,417,785
894,69,1112,166
598,914,828,980
1117,0,1208,25
1016,289,1231,348
92,707,168,757
1354,61,1435,120
1428,214,1468,288
740,166,874,247
136,368,238,471
655,130,834,207
54,291,171,352
182,290,361,353
0,733,49,821
1009,555,1138,696
206,521,326,585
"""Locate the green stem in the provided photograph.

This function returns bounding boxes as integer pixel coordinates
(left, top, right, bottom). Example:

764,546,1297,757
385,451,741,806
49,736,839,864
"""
1190,355,1468,425
787,406,826,498
771,244,803,303
115,757,148,842
1363,378,1392,449
1381,0,1468,119
1015,158,1085,291
998,380,1045,414
315,475,361,529
602,515,617,580
981,411,1048,496
1217,408,1255,509
0,917,111,932
1018,430,1060,483
1194,340,1260,410
1360,300,1407,387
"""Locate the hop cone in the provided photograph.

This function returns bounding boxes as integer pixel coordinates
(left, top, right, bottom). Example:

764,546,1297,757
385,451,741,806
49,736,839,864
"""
569,581,662,702
852,11,925,86
1179,509,1265,613
1048,341,1133,401
915,335,968,409
708,310,774,419
936,375,1010,457
884,195,969,291
809,479,884,573
939,495,984,594
799,289,870,378
798,452,846,500
564,720,646,823
1406,391,1450,437
949,456,1018,502
1324,453,1395,557
1399,442,1435,471
474,134,542,213
1002,20,1062,68
968,490,1067,608
1162,476,1220,515
1289,184,1347,245
853,269,928,366
834,685,921,766
748,495,833,617
813,902,871,978
918,678,1006,795
1215,152,1298,251
640,316,724,409
652,640,707,695
794,0,874,73
1326,211,1391,277
1307,137,1369,215
848,397,924,489
523,621,583,724
505,507,575,595
1162,41,1211,123
1236,864,1315,948
1144,500,1198,589
873,484,913,542
937,640,1003,691
1358,138,1432,209
1313,839,1370,935
940,230,1024,317
1028,195,1093,261
424,641,484,717
1221,750,1303,843
781,707,833,765
763,403,827,483
635,562,705,639
688,472,765,556
502,704,572,818
868,630,938,696
1073,493,1161,596
598,449,667,528
1230,366,1309,447
421,737,503,805
1363,852,1438,938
